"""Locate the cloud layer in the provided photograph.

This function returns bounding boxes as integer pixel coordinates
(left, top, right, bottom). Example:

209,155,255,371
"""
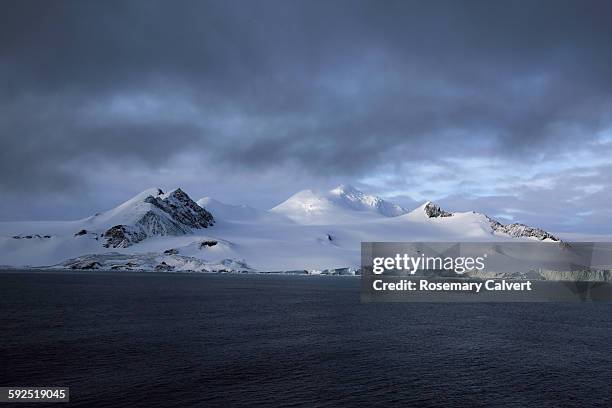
2,0,612,233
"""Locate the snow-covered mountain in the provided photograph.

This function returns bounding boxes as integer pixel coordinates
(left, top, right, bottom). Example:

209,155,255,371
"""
270,184,407,224
83,187,214,248
0,184,566,272
0,188,215,266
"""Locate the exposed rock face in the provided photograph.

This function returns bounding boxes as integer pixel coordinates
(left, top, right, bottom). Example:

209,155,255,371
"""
69,261,102,270
103,225,147,248
102,188,214,248
13,235,52,239
199,240,218,249
487,218,560,242
423,202,453,218
154,262,175,272
144,188,214,229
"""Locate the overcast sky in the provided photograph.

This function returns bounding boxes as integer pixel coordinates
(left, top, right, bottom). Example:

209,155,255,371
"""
2,0,612,234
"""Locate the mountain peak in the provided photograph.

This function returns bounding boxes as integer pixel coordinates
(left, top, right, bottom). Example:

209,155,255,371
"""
330,184,360,195
94,187,214,248
332,185,408,217
271,185,408,223
164,187,187,199
152,188,214,229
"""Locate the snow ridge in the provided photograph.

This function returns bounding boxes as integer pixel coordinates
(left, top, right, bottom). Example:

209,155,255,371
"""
328,184,408,217
487,218,560,242
410,200,559,241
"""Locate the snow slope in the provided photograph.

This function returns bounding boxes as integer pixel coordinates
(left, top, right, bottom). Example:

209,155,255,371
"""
197,197,261,221
0,184,575,272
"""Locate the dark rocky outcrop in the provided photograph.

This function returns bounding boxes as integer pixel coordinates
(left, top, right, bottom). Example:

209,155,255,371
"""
154,262,175,272
70,261,102,270
423,202,453,218
103,225,146,248
144,188,214,229
199,240,218,249
486,218,560,242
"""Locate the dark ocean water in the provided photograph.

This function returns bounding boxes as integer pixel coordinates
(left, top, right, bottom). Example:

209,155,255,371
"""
1,271,611,408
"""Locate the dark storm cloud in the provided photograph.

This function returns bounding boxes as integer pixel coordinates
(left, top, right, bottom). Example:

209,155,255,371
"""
1,0,612,225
